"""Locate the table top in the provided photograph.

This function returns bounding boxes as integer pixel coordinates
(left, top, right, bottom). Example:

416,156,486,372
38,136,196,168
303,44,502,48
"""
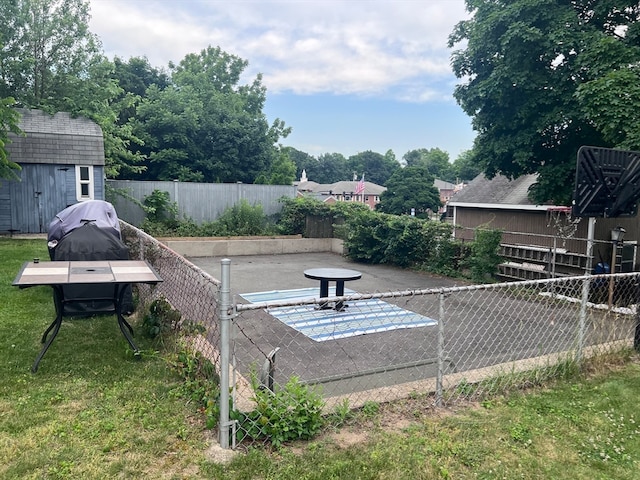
304,267,362,281
13,260,162,287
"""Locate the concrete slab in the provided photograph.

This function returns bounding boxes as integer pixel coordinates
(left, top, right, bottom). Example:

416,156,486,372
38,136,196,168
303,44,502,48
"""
188,252,464,298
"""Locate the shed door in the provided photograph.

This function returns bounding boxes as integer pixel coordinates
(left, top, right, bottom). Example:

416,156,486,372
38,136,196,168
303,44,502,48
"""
12,164,69,233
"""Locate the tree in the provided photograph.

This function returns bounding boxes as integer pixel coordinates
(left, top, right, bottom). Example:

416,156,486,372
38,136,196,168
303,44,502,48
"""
0,0,144,178
449,0,640,204
283,146,317,181
452,149,482,182
402,148,456,182
348,150,400,186
0,97,22,180
376,166,441,216
0,0,102,107
130,46,290,183
256,148,296,185
316,153,348,183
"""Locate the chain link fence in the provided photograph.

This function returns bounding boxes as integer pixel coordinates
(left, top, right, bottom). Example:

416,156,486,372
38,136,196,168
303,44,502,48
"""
119,222,221,364
227,270,640,448
116,222,639,450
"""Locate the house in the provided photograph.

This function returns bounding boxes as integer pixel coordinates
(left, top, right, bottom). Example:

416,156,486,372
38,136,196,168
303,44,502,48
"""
0,109,105,234
435,178,465,213
295,171,386,210
448,173,639,278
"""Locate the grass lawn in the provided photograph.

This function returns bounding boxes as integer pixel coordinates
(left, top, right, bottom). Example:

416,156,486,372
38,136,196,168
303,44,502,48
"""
2,238,640,479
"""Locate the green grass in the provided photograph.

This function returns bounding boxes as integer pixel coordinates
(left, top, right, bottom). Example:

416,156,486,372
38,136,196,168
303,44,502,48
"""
2,238,640,479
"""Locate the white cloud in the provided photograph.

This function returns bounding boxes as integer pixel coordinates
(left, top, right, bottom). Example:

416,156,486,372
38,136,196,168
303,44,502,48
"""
88,0,469,102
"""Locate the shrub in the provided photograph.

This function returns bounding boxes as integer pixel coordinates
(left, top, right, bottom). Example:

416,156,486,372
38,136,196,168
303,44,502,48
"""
215,199,274,236
465,228,503,282
276,196,332,235
141,296,182,339
232,376,325,447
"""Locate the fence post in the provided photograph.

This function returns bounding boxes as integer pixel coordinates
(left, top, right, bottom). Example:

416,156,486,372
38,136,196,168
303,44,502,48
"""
577,218,596,362
436,291,445,407
219,258,232,449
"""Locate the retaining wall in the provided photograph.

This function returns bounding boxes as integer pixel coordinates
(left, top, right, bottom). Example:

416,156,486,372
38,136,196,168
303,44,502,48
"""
160,236,344,257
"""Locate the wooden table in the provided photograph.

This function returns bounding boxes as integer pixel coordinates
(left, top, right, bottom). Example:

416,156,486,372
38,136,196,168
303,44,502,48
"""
304,267,362,310
13,260,162,372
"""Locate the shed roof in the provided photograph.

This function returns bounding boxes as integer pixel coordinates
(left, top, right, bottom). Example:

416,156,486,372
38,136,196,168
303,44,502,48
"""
7,109,105,166
449,173,566,210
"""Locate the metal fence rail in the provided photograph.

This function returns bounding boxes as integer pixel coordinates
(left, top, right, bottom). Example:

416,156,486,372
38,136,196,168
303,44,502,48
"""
226,268,640,448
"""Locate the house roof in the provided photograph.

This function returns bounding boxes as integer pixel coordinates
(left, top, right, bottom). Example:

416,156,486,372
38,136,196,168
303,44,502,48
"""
7,109,105,166
434,179,457,190
449,173,566,211
298,180,386,196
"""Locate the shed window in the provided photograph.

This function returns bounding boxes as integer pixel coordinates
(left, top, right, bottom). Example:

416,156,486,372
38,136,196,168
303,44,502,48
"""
75,165,94,201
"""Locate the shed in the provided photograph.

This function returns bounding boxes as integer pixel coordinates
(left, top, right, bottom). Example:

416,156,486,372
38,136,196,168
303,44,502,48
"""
0,109,105,234
447,173,639,278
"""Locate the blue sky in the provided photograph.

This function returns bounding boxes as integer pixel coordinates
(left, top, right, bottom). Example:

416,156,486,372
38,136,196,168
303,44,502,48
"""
88,0,475,163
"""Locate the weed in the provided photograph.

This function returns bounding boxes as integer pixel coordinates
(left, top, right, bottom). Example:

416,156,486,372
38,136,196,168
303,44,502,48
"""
233,375,325,447
361,400,380,418
141,296,182,339
327,399,354,427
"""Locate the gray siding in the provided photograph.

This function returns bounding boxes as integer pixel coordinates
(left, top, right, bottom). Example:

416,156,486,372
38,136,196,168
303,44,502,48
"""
0,181,11,232
107,180,297,226
1,164,106,234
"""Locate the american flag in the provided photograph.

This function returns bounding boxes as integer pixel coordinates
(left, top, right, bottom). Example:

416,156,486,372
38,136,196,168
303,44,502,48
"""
355,174,365,195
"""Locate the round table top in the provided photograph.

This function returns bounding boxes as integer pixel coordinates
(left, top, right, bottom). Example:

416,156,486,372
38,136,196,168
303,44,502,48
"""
304,267,362,281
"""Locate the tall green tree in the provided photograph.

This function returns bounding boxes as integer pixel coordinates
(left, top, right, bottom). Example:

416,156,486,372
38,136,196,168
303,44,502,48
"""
0,0,144,178
0,0,101,107
255,148,296,185
0,97,22,180
131,46,290,183
348,150,400,186
283,146,317,182
376,166,441,216
316,153,348,183
403,148,456,182
452,149,482,182
449,0,640,204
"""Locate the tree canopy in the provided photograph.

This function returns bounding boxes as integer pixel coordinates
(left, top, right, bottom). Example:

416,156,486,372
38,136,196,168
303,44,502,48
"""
128,46,291,183
0,0,144,178
376,166,441,216
403,148,456,182
0,97,22,180
449,0,640,204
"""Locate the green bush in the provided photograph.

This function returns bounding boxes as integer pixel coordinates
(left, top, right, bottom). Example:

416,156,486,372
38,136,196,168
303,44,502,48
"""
141,296,182,339
232,376,325,447
215,199,275,236
171,347,221,429
465,228,503,282
276,196,332,235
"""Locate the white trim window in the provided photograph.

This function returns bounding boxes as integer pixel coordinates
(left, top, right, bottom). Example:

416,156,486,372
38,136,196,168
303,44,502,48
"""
75,165,94,201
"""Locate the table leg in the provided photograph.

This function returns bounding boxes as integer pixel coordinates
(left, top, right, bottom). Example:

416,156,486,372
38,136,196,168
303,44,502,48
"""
115,285,139,354
318,279,331,309
32,286,64,373
335,281,346,311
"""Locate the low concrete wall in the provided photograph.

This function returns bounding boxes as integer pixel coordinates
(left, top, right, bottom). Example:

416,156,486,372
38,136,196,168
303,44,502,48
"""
160,236,344,257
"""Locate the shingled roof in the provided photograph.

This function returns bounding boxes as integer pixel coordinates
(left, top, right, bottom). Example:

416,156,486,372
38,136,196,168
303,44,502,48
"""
298,179,386,196
6,109,105,166
450,173,564,210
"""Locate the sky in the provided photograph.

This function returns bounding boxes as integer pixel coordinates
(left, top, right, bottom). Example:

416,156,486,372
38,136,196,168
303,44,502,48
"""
88,0,475,163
